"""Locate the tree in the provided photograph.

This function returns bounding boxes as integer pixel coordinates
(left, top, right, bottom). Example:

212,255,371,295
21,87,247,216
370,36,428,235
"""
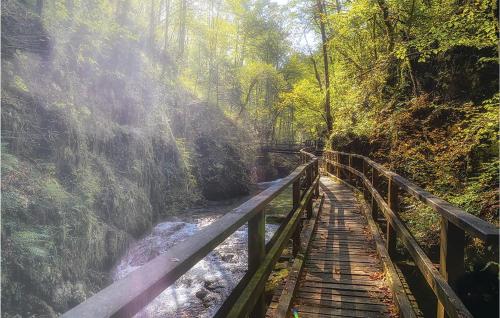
316,0,333,133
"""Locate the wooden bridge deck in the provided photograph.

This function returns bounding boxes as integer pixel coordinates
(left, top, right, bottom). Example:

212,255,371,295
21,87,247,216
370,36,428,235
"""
269,177,398,318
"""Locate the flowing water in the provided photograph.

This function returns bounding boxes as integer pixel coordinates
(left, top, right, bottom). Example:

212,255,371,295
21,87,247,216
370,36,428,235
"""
112,180,282,318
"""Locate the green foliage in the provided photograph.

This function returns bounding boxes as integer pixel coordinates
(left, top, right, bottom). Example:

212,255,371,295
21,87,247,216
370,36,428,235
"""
10,229,54,258
293,0,499,257
397,0,498,62
278,78,324,138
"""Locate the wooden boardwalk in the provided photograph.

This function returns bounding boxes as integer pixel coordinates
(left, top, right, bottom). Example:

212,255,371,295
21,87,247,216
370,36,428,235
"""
63,150,495,318
270,177,398,318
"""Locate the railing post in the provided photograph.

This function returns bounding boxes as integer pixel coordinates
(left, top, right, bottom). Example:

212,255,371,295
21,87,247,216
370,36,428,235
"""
305,165,313,218
437,217,465,318
292,179,301,256
362,159,367,198
293,179,301,210
314,160,320,198
348,154,353,185
326,153,331,174
387,176,398,256
371,167,378,220
248,211,266,318
335,153,340,178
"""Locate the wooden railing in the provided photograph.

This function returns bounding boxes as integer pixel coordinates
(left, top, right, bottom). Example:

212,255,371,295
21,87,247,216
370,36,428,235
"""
62,149,319,318
259,142,304,153
323,150,499,318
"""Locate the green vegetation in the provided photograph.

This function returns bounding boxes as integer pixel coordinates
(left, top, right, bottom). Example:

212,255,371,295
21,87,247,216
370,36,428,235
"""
1,0,498,316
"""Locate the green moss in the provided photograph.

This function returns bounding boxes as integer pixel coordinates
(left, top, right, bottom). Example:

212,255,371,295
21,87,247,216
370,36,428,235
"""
265,265,289,297
264,185,293,218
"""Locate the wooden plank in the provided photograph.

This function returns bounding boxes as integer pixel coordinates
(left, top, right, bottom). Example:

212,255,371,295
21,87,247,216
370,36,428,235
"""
299,281,385,294
309,245,376,251
303,271,383,280
294,297,389,312
305,261,381,270
295,311,379,318
308,247,375,253
312,238,374,243
273,256,304,318
298,286,383,298
309,245,377,251
306,255,380,264
304,267,380,276
296,291,386,306
295,305,385,318
248,211,266,318
437,217,465,318
387,177,398,257
306,253,379,261
303,273,384,286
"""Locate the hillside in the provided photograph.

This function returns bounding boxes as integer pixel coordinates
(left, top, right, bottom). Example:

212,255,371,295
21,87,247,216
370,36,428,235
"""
1,1,253,315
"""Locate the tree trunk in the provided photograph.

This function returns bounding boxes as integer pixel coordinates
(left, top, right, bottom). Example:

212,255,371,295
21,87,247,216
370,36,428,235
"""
317,0,333,133
376,0,394,52
163,0,170,51
36,0,43,16
178,0,187,59
303,29,323,91
149,0,156,55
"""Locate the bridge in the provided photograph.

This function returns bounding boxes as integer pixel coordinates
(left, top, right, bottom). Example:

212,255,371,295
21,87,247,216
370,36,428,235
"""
259,141,322,155
62,149,498,318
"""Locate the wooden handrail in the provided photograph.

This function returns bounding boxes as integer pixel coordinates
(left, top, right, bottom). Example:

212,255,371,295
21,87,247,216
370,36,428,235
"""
323,150,499,318
62,150,319,318
325,150,498,244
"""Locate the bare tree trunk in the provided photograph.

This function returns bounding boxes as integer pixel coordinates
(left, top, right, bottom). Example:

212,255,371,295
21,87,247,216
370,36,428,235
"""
163,0,171,51
149,0,156,55
178,0,187,59
317,0,333,133
66,0,74,16
115,0,130,24
303,30,323,91
36,0,43,16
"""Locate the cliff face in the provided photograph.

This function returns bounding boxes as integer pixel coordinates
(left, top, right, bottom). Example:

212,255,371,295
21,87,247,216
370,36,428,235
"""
1,1,252,316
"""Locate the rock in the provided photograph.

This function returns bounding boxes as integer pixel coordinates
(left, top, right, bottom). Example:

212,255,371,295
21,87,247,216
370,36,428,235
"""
195,289,209,300
195,288,221,308
201,293,221,308
183,277,193,287
221,254,235,262
204,278,225,291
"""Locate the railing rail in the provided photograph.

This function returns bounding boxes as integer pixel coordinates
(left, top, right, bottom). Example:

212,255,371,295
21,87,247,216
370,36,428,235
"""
62,149,319,318
259,142,304,153
323,150,499,318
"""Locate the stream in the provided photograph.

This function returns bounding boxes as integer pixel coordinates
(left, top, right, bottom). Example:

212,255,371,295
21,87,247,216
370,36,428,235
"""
112,180,282,318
